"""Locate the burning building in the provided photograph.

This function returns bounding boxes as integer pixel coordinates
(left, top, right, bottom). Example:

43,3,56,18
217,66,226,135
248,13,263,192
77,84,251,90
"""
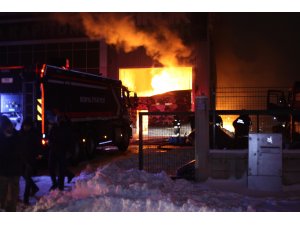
0,12,213,128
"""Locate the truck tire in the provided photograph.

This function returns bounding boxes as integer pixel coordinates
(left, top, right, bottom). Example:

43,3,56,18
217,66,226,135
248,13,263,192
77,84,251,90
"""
86,138,95,159
115,127,130,152
71,142,81,166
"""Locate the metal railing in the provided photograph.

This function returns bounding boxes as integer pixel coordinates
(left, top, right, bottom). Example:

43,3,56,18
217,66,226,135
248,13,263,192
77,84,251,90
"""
215,87,290,110
137,110,300,177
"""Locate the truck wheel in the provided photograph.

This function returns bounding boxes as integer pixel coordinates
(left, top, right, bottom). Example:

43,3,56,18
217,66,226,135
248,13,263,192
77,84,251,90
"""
71,142,81,166
86,138,95,159
117,128,130,152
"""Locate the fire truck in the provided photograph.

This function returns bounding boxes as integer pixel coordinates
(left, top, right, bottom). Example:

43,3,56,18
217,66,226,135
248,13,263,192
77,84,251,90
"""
0,64,136,163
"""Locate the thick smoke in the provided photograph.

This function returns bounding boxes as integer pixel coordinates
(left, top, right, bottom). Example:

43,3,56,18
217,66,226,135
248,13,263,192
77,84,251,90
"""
78,13,191,67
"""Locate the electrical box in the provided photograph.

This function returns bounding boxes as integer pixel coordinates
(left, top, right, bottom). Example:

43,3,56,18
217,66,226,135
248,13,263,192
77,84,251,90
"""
248,133,282,192
0,94,23,130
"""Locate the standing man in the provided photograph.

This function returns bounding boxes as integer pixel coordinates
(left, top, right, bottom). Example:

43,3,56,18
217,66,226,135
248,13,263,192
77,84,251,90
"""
19,117,40,204
0,115,22,211
233,113,252,139
48,114,74,191
233,113,252,148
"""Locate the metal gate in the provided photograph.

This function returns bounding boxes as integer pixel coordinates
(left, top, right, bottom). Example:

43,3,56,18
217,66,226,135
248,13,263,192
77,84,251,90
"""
138,111,194,176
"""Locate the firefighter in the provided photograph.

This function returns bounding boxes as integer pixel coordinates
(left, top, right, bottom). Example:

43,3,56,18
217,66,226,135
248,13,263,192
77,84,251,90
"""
232,113,252,148
209,114,223,128
233,113,252,138
19,117,41,204
173,116,181,137
0,115,22,211
48,114,74,191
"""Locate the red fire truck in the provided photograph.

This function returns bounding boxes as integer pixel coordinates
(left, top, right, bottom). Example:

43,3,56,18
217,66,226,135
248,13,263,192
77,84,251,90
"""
0,64,136,163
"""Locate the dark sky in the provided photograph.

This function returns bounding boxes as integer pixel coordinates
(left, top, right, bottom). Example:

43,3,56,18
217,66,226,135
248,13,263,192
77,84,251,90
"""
213,13,300,87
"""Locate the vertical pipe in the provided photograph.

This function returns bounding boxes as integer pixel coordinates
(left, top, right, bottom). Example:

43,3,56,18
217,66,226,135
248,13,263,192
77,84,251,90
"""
99,41,108,76
256,114,259,133
138,112,143,170
212,110,216,149
195,96,209,182
290,113,294,144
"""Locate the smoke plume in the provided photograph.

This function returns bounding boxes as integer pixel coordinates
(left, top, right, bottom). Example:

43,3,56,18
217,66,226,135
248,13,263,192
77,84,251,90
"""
79,13,191,67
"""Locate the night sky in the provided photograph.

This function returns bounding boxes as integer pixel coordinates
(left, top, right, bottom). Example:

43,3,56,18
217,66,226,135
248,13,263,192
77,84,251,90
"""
214,13,300,87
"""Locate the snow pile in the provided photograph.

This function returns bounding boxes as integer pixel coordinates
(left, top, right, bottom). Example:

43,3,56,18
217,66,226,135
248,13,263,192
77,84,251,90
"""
24,157,300,212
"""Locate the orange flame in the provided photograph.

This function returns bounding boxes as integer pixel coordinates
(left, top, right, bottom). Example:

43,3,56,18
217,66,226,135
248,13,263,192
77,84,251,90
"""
150,67,192,95
119,67,192,97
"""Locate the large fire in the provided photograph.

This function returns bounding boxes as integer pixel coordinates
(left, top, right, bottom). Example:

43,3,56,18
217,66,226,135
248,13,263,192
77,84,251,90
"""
119,67,192,97
120,66,192,136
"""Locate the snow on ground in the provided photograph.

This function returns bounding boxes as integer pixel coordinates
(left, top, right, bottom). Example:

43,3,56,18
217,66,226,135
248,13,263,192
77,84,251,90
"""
18,156,300,212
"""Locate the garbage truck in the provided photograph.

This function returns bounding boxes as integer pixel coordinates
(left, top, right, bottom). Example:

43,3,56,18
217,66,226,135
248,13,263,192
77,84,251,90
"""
0,63,136,163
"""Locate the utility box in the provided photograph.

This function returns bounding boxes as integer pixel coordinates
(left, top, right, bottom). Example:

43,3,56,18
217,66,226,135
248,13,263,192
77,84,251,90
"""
248,133,282,192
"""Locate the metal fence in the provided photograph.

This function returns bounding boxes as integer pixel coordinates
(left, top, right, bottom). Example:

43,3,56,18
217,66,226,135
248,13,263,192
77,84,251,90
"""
138,111,194,176
136,87,300,178
138,110,300,177
215,87,290,110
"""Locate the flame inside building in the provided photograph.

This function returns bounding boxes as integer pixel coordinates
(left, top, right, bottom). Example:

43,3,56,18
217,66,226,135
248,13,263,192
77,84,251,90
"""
119,67,193,97
119,67,193,134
